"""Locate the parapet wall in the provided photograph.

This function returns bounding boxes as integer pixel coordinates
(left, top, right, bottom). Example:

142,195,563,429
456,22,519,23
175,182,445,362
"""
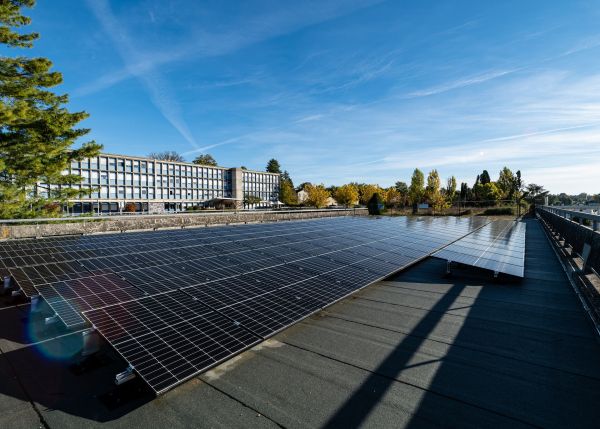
537,207,600,274
0,209,368,240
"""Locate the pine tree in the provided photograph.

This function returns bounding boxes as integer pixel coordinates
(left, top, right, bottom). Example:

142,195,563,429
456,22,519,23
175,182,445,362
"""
1,1,102,218
266,158,282,174
480,170,491,185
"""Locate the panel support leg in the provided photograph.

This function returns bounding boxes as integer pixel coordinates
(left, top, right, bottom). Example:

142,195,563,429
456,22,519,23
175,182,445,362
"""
45,313,59,325
81,329,100,357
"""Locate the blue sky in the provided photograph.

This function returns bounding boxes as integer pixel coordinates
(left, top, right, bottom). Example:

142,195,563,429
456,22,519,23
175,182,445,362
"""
18,0,600,193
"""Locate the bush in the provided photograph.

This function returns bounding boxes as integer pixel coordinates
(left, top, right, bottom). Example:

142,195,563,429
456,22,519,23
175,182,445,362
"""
124,202,137,213
367,193,384,215
482,207,514,216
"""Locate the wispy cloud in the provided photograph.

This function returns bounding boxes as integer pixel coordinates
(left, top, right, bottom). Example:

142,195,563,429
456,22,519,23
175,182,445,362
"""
85,0,199,149
78,0,387,97
406,69,519,98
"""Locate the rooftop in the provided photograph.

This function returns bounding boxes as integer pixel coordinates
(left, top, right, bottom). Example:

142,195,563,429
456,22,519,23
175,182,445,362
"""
1,218,599,428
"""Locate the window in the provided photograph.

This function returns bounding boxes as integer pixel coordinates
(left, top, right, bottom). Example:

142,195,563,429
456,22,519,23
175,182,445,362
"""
109,158,117,170
99,157,108,170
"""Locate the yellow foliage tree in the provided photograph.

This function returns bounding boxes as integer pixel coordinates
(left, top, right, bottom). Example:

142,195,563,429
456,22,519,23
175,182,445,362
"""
359,184,382,205
384,187,401,207
335,184,359,207
425,169,446,213
305,184,330,208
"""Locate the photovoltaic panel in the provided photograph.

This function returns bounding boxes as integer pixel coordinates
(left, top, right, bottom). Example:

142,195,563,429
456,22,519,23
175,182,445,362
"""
3,215,499,394
83,290,261,394
9,261,91,297
433,220,526,277
36,272,147,327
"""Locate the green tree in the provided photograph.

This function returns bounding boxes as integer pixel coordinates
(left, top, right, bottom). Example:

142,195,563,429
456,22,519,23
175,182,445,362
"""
425,169,446,213
304,184,330,208
445,176,457,203
497,167,516,199
459,182,469,202
243,194,262,206
148,151,185,162
335,184,359,207
473,182,502,205
395,181,408,206
480,170,491,185
192,153,217,166
0,0,102,218
408,169,425,213
266,158,282,174
279,178,297,206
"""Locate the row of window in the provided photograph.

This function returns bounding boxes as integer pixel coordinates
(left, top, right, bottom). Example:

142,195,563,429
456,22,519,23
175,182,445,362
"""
243,172,279,184
243,183,279,192
73,171,227,189
70,157,228,179
42,185,228,200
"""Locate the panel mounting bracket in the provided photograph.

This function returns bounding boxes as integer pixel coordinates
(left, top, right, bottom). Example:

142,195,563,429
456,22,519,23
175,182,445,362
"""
115,365,136,385
45,313,59,325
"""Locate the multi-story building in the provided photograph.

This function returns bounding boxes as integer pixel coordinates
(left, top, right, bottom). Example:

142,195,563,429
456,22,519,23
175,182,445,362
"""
40,153,280,213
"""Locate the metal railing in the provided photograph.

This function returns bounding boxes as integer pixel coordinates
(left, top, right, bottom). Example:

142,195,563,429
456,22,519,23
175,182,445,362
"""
537,205,600,275
539,206,600,232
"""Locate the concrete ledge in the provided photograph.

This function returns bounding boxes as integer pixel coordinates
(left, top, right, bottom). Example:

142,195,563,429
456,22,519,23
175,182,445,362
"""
0,209,368,240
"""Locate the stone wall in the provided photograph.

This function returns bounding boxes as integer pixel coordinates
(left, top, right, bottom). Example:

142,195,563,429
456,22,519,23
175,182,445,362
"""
0,209,368,240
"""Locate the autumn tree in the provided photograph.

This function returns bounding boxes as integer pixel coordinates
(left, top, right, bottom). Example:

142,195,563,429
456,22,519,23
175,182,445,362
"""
304,184,330,208
335,184,359,207
193,153,217,166
279,170,297,206
384,187,401,207
0,0,102,218
358,184,382,205
148,151,185,162
408,169,425,213
425,169,446,213
266,158,282,174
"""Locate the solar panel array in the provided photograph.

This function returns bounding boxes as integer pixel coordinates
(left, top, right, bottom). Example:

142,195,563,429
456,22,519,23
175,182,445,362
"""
3,216,493,393
432,220,526,277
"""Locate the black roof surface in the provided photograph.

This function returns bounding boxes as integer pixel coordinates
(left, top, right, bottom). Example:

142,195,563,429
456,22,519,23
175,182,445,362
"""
1,218,599,428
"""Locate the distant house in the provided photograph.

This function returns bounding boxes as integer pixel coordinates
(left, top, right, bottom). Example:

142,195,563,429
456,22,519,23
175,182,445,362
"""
296,188,337,207
297,189,308,203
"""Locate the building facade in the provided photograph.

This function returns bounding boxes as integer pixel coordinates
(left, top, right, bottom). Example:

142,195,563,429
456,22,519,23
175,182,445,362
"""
41,153,280,213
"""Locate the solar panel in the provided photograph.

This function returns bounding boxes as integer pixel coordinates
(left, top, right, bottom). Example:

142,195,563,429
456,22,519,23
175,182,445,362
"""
4,215,496,394
433,220,526,277
36,272,147,327
83,290,261,394
9,261,91,297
